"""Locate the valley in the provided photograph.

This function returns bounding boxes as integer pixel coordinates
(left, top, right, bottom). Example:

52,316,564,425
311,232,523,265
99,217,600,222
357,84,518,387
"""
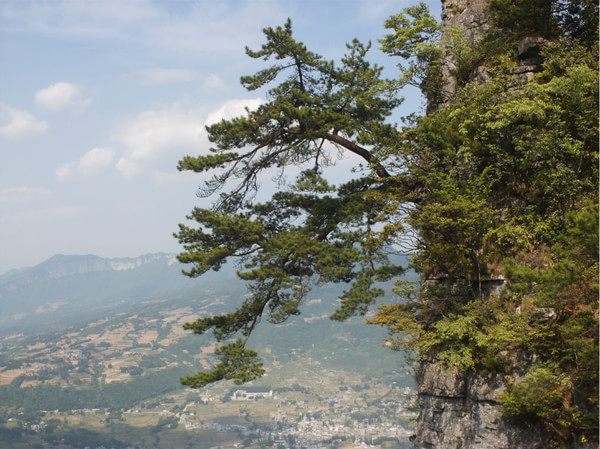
0,254,416,449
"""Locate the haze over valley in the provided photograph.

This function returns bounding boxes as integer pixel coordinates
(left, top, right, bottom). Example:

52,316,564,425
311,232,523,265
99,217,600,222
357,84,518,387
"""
0,254,416,449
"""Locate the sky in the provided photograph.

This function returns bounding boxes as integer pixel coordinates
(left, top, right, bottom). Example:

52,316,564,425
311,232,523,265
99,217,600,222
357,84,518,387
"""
0,0,440,274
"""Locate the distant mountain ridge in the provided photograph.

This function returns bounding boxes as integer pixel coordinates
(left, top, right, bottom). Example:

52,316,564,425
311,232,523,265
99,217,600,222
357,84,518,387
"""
1,253,178,282
0,253,207,334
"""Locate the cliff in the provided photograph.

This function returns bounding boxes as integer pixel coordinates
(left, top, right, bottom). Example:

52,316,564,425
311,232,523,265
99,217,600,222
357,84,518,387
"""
25,253,178,280
413,276,548,448
416,361,548,448
438,0,491,102
414,1,546,447
438,0,546,104
414,278,549,448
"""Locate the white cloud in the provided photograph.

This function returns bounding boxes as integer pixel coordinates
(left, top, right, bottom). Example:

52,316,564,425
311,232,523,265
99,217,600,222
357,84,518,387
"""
205,98,264,126
35,82,92,112
139,68,198,85
114,105,206,178
138,70,227,89
0,186,52,202
78,147,115,173
203,74,228,91
115,157,141,178
0,104,48,140
115,98,264,178
56,147,115,181
55,164,74,182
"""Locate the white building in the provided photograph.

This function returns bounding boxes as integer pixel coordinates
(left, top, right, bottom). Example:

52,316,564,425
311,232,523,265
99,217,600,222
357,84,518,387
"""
231,387,273,400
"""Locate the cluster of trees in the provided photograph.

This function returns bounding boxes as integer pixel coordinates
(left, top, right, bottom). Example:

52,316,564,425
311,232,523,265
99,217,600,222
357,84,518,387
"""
0,368,182,412
40,428,125,448
152,414,179,433
175,1,598,446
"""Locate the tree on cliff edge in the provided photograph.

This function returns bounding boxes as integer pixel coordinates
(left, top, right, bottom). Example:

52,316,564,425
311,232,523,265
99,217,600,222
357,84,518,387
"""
174,2,598,446
175,18,409,386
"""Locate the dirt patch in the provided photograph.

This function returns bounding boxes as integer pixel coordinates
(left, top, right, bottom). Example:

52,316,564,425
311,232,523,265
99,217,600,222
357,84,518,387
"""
0,369,24,385
137,329,159,344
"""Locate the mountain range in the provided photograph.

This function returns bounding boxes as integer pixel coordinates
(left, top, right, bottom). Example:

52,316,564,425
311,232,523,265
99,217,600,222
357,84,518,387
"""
0,253,229,334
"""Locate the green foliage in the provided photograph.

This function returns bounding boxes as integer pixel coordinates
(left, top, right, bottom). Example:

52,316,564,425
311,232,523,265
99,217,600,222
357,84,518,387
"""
556,0,599,47
175,7,598,447
0,368,182,411
488,0,554,37
500,363,585,445
180,340,265,388
379,2,442,105
153,414,179,431
41,427,126,448
407,170,499,280
370,9,598,446
497,202,599,445
176,19,406,388
177,18,400,208
488,0,599,45
379,3,439,60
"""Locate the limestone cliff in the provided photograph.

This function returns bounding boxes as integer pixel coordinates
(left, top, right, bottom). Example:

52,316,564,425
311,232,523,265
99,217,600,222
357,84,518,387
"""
415,362,548,448
7,253,178,281
438,0,491,102
438,0,546,103
413,1,550,447
414,278,549,448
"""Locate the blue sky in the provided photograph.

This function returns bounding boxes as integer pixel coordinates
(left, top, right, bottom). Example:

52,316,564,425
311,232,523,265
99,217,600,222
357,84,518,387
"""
0,0,439,273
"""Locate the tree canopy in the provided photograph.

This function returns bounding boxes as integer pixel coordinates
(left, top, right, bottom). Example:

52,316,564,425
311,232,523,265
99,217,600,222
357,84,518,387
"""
176,18,409,388
175,2,598,446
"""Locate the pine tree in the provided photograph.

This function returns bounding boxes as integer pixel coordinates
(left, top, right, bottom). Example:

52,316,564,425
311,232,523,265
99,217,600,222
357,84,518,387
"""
175,19,410,387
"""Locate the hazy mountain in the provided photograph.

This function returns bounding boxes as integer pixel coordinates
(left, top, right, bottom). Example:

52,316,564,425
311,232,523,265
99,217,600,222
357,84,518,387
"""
1,253,177,281
0,253,230,334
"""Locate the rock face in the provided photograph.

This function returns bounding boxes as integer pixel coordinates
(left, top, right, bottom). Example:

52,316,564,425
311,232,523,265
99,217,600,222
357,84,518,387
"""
438,0,547,102
415,362,548,449
413,2,552,448
413,278,550,448
10,253,178,281
439,0,490,102
440,0,489,39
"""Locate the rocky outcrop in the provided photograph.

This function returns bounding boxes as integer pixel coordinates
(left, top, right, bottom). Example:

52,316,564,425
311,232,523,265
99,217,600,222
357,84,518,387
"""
439,0,491,102
438,0,548,102
414,362,548,449
413,273,550,448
